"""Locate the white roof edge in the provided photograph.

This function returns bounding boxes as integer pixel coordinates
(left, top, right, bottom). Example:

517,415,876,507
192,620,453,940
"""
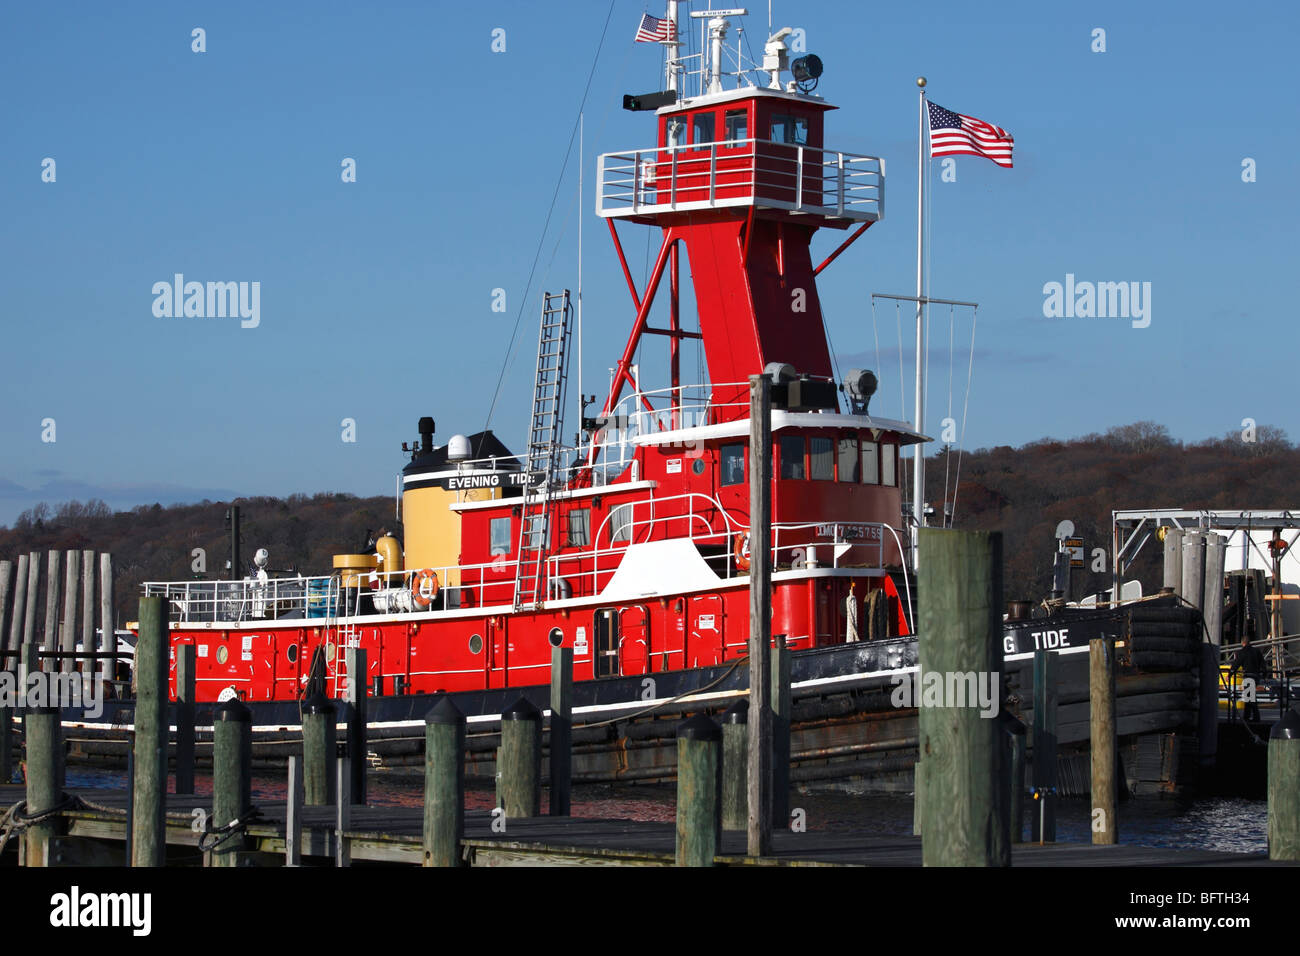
632,411,931,447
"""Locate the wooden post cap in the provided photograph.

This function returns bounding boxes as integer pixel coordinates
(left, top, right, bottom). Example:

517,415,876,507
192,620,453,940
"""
214,700,251,723
302,695,334,715
426,695,465,726
722,699,749,724
677,713,721,741
502,696,541,722
1272,708,1300,740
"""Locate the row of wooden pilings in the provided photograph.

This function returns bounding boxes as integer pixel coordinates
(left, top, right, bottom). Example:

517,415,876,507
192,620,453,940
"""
0,551,117,683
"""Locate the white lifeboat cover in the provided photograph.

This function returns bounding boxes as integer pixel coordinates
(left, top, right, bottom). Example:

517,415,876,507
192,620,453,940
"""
598,539,721,600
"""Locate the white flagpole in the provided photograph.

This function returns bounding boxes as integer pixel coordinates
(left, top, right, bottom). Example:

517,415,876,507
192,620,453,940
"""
578,111,584,446
913,77,928,569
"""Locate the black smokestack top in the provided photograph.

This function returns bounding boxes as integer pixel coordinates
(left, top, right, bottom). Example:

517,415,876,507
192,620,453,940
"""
418,417,435,454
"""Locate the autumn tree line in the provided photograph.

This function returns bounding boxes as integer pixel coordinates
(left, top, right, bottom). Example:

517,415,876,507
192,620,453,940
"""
0,422,1293,632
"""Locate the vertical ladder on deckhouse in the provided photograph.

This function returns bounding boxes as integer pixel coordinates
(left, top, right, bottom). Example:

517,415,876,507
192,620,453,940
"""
514,291,574,610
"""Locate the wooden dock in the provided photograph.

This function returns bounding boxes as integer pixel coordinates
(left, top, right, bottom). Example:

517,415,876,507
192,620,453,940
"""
1,785,1274,868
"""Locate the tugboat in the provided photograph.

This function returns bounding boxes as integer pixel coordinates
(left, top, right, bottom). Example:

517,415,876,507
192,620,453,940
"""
62,3,1202,793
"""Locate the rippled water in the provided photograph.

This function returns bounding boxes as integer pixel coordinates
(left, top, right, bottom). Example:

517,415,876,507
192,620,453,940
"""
63,767,1267,855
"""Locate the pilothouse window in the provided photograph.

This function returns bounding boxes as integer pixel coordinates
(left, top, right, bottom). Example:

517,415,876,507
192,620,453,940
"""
881,445,896,487
837,437,860,483
770,114,808,145
779,436,805,480
861,441,879,484
809,438,833,481
724,109,748,145
692,113,715,146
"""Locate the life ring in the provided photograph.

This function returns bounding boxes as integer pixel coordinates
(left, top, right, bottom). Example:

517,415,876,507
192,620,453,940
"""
411,569,440,608
734,532,751,572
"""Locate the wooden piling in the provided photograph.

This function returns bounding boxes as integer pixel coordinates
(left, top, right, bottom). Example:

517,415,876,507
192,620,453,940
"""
771,634,791,826
7,554,28,655
676,713,722,867
1004,713,1027,843
1089,636,1118,845
79,550,95,671
23,707,62,867
345,646,367,805
175,643,196,794
22,553,40,654
1268,709,1300,860
916,528,1008,867
1202,532,1226,763
1162,528,1184,593
747,373,773,857
721,698,748,831
98,554,114,686
549,645,573,817
302,694,336,806
131,596,168,866
499,696,541,818
60,550,78,675
336,756,352,867
42,551,60,666
423,695,466,867
1031,648,1058,842
285,755,303,867
0,560,11,662
0,562,11,782
211,699,252,867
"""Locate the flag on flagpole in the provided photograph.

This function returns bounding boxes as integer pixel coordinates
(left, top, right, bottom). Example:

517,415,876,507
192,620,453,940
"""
926,101,1014,168
634,13,673,43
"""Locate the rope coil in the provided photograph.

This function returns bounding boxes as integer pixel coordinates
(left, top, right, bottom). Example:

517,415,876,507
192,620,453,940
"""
198,807,263,853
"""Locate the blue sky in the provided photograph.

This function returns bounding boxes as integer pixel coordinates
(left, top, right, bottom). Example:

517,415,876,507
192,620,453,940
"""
2,0,1296,525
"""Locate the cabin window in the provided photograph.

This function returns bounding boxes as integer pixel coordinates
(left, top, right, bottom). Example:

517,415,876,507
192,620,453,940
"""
779,436,805,480
837,437,860,482
489,516,512,555
720,444,746,486
724,109,748,145
809,437,834,481
567,508,591,547
861,441,879,484
881,445,896,487
610,504,634,543
692,112,715,146
770,114,808,145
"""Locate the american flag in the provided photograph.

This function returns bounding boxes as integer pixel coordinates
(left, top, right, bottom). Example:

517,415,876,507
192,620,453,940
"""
634,13,673,43
927,101,1014,168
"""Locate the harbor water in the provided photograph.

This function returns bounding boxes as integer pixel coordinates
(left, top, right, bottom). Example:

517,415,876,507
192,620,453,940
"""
64,768,1269,856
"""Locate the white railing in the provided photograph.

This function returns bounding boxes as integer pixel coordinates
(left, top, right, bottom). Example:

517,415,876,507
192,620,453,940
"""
597,138,884,222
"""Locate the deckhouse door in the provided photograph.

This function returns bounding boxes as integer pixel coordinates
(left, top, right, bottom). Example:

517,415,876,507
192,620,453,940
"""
594,608,620,678
688,594,724,668
618,605,650,676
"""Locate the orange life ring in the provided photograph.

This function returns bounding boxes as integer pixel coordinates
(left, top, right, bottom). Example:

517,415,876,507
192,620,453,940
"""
411,569,440,608
734,532,751,572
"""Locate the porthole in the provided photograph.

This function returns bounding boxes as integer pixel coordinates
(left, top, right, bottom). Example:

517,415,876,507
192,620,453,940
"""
469,634,483,654
216,645,229,665
325,641,336,662
286,643,299,664
692,458,705,475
